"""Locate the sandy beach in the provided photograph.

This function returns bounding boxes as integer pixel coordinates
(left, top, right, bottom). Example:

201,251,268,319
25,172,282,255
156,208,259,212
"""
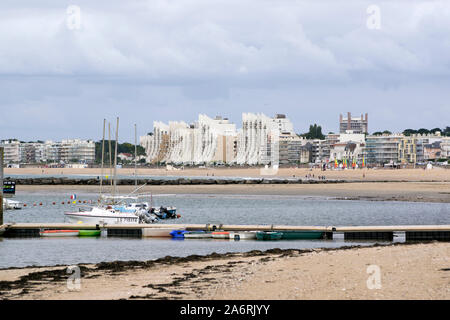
17,181,450,203
0,242,448,300
6,166,450,182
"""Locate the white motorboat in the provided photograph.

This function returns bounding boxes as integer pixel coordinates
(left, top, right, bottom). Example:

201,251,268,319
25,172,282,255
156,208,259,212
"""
2,198,23,210
64,206,140,225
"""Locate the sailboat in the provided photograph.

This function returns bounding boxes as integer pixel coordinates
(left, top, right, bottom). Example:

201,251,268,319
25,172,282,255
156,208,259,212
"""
64,118,154,224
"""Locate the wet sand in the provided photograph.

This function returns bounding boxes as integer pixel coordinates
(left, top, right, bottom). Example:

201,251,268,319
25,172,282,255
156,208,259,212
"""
0,242,448,300
17,181,450,203
6,166,450,182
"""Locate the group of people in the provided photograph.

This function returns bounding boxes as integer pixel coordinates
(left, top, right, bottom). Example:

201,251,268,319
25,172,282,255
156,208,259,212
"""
304,173,326,180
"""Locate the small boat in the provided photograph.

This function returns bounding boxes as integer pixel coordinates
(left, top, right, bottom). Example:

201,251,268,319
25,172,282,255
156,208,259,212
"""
78,230,101,237
184,231,212,239
3,198,23,210
142,227,179,237
256,231,283,241
65,206,141,225
170,230,188,239
280,230,324,240
40,230,80,237
228,231,257,240
212,231,230,239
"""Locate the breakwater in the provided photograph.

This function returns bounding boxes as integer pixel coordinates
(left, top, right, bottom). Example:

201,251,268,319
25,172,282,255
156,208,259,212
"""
8,177,346,186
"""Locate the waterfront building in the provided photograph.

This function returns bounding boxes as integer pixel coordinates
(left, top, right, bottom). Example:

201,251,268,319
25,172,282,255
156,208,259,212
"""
59,139,96,164
364,134,402,165
279,133,306,165
299,142,313,164
423,141,441,160
0,140,20,164
141,115,238,165
329,132,366,164
235,113,293,165
19,142,45,163
440,137,450,159
339,112,368,134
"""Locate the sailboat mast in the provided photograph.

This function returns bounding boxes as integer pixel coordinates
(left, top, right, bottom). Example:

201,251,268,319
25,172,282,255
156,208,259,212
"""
108,123,113,191
134,123,137,187
113,117,119,203
100,119,106,196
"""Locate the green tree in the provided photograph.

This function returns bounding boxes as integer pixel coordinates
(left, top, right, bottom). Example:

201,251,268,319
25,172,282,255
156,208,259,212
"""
403,129,417,136
417,128,430,135
302,124,325,140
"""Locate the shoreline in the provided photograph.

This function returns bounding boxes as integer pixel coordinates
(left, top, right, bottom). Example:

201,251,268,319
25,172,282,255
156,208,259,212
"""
1,241,448,300
5,166,450,182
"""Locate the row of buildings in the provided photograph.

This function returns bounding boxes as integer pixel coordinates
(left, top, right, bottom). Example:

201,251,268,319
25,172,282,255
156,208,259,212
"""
0,139,96,164
141,112,450,167
2,112,448,167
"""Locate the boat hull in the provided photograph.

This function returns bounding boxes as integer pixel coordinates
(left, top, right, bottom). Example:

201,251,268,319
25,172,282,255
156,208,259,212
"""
256,231,283,241
212,231,230,239
64,211,139,225
184,231,212,239
228,231,257,240
170,230,188,238
280,231,324,240
78,230,101,237
40,230,80,237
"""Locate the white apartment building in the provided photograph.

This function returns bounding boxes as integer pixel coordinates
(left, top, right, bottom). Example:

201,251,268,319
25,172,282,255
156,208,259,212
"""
59,139,96,163
235,113,294,165
0,139,95,164
141,115,238,165
0,140,21,164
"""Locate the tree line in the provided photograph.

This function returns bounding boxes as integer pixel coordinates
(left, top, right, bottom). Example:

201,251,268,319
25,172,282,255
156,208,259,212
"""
94,141,146,163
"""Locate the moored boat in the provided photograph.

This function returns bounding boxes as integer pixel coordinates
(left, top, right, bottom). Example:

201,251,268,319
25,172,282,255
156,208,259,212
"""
184,231,212,239
256,231,283,241
212,231,230,239
78,230,101,237
228,231,257,240
64,206,140,225
40,230,80,237
170,230,188,239
3,198,23,210
280,230,324,240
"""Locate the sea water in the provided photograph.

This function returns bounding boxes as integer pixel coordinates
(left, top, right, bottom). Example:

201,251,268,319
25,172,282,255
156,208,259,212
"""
0,191,449,268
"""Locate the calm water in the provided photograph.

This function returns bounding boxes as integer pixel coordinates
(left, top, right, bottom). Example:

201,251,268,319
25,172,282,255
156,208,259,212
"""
1,191,449,268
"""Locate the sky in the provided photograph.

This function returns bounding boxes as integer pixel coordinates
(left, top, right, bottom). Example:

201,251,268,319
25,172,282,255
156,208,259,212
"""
0,0,449,142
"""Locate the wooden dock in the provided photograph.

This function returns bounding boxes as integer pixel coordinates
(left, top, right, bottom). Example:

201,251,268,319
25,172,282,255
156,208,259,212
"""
1,223,450,241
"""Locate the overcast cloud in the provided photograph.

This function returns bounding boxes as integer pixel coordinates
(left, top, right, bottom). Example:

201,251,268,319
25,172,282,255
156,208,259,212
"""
0,0,449,142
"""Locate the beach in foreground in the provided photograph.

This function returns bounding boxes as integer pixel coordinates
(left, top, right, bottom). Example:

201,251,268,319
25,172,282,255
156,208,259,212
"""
0,242,448,300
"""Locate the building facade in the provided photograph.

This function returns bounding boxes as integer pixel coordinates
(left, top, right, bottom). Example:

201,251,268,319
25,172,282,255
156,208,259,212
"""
339,112,368,134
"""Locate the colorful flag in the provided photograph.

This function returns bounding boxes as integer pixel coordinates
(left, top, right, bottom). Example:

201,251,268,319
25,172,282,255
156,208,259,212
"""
70,194,77,200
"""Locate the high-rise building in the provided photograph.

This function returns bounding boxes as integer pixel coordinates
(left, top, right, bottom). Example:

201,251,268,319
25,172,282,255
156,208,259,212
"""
339,112,368,134
141,115,238,165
